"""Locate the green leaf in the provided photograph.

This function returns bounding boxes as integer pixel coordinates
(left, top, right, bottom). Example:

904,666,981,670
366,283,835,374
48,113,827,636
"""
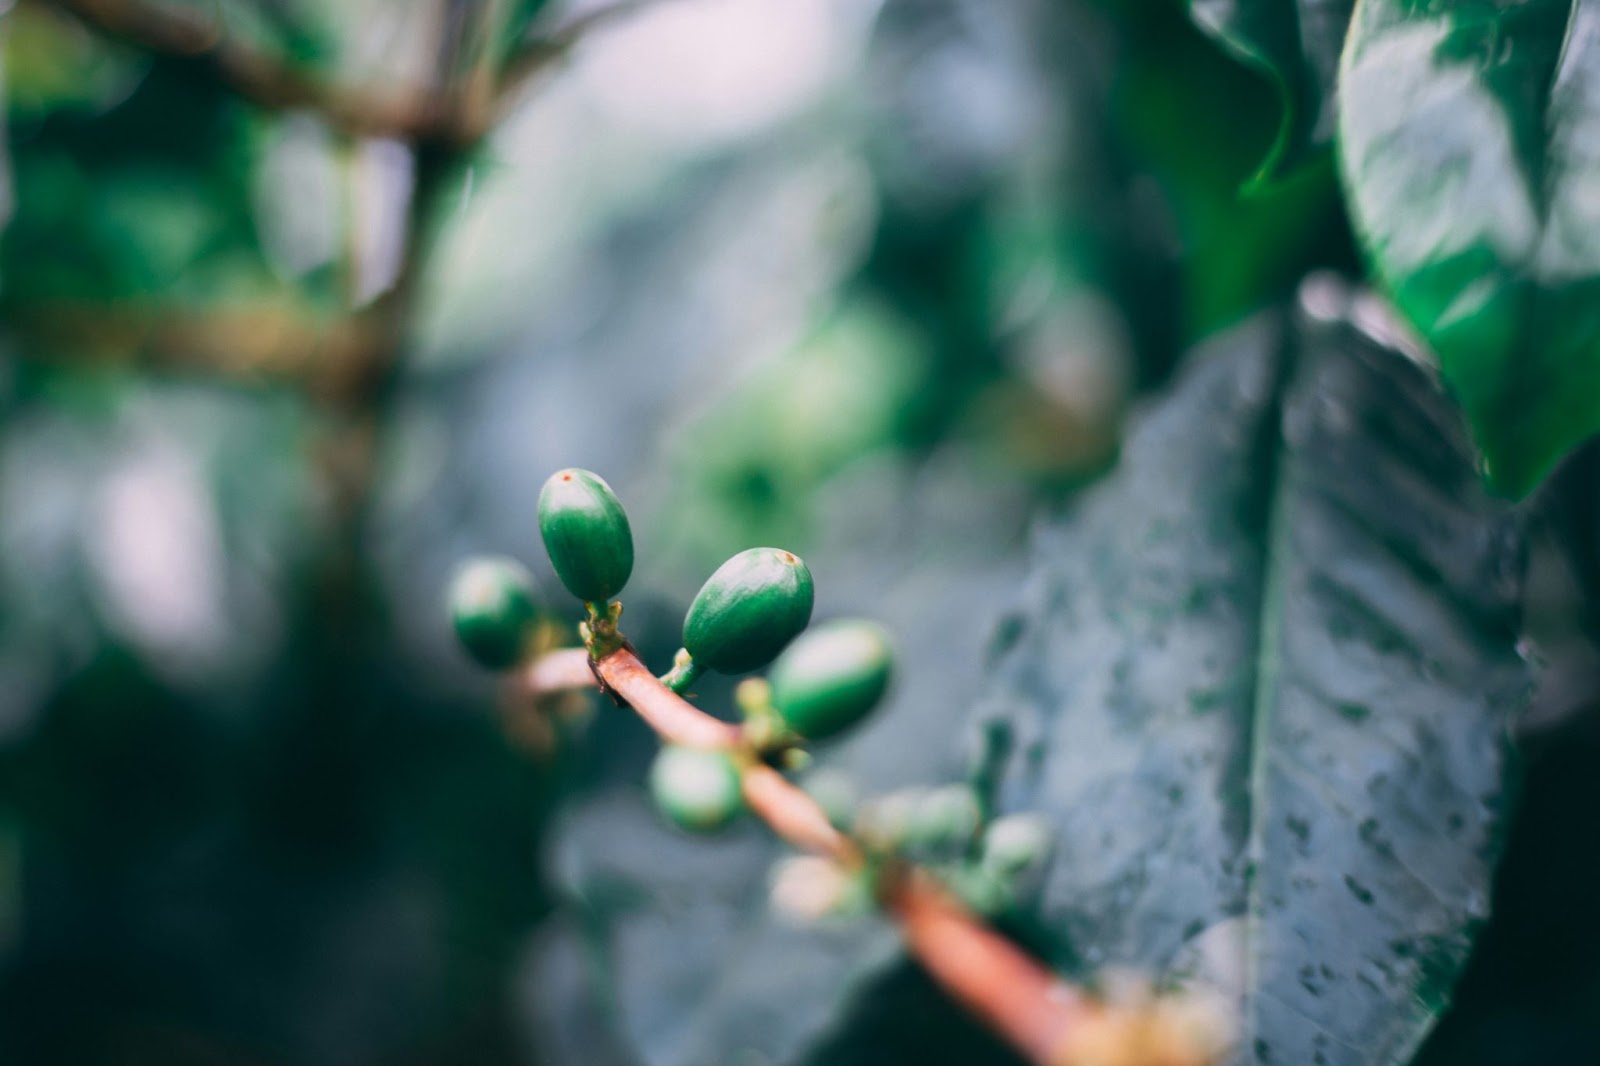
1188,0,1354,180
977,282,1529,1064
1337,0,1600,496
6,58,260,297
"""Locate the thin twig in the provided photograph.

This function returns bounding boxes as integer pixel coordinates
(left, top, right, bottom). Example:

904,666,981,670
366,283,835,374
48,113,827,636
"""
8,299,379,385
592,648,744,749
886,869,1094,1063
741,763,856,862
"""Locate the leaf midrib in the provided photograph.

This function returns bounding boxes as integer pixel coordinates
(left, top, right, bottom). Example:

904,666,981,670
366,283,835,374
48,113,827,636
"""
1239,378,1293,1065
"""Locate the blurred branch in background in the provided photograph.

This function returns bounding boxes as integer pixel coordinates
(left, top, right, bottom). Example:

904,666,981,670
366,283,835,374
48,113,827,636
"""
496,0,658,107
33,0,465,141
28,0,662,143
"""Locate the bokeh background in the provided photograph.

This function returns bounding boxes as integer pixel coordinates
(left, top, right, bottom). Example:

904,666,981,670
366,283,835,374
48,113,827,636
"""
1,1,1596,1064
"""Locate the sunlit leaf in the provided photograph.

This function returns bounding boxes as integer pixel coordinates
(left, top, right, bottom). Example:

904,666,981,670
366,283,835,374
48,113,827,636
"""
1187,0,1354,179
1338,0,1600,496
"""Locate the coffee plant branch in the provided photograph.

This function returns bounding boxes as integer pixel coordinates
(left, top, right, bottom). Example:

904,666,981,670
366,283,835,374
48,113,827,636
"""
518,643,1220,1066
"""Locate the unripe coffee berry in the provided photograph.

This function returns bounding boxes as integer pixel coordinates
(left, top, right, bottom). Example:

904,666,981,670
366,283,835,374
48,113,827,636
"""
767,619,893,740
448,556,539,670
538,468,634,603
981,814,1053,877
649,746,745,832
683,547,815,674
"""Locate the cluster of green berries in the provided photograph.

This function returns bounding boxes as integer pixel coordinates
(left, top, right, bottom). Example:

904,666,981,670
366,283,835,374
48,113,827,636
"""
446,467,896,832
775,771,1053,921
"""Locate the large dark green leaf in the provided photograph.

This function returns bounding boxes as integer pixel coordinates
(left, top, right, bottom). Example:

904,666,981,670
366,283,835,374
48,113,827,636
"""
1337,0,1600,496
977,279,1529,1064
1187,0,1354,179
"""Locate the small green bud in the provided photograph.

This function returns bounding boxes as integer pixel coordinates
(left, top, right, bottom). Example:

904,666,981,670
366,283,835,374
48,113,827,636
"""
942,865,1011,917
853,788,921,850
682,547,814,674
980,813,1053,877
904,785,980,852
799,769,858,831
769,855,870,922
649,746,745,832
537,468,634,603
768,620,893,741
448,556,539,670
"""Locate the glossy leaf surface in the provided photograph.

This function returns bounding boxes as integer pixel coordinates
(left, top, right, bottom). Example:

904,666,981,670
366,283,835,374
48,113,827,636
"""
1188,0,1354,178
978,283,1529,1064
1338,0,1600,495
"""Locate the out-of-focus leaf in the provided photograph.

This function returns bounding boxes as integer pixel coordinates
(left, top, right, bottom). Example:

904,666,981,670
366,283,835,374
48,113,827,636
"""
0,369,323,721
0,48,358,379
849,0,1175,486
3,5,145,117
1186,0,1353,179
1337,0,1600,496
2,56,297,323
499,0,556,59
1113,0,1357,340
976,278,1529,1065
658,298,924,557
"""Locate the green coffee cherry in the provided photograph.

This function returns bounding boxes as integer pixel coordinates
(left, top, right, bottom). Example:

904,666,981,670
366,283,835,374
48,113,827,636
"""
448,556,539,670
538,468,634,603
768,620,893,741
649,746,745,832
683,547,814,674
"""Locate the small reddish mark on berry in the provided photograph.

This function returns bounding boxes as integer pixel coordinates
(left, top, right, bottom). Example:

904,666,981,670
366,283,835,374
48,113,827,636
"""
560,472,574,482
779,551,798,564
